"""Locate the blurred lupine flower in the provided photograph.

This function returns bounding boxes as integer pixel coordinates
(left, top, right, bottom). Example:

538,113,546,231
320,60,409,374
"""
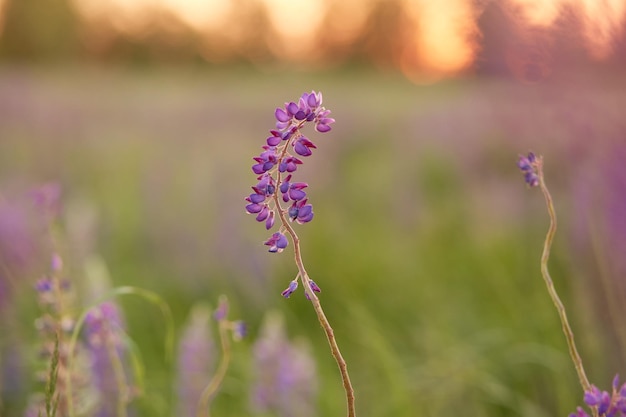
251,312,317,417
177,304,215,417
85,301,134,417
0,191,49,312
517,152,540,187
245,91,334,254
231,320,247,341
214,295,247,341
569,375,626,417
26,252,98,417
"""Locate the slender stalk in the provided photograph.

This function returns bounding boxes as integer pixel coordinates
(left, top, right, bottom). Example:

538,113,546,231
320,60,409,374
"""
102,319,129,417
197,318,231,417
536,161,596,416
273,192,356,417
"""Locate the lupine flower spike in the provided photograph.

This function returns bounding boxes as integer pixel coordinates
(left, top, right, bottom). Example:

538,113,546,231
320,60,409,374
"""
245,92,356,417
518,152,598,417
245,90,334,296
569,375,626,417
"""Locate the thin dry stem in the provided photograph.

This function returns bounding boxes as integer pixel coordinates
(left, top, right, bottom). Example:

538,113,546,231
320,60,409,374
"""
536,159,597,417
273,189,356,417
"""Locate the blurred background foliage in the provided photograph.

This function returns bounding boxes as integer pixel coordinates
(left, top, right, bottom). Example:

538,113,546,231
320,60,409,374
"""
0,0,626,416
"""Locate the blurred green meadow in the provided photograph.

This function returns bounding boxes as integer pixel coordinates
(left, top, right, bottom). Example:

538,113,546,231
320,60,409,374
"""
1,65,626,417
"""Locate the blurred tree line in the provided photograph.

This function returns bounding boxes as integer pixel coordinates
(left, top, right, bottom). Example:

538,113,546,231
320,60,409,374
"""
0,0,625,76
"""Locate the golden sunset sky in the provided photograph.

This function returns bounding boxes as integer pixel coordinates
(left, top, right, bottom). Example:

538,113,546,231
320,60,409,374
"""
1,0,624,78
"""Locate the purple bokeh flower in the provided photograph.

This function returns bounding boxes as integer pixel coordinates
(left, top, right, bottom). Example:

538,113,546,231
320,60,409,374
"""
85,301,133,417
176,304,215,417
517,152,540,187
251,312,317,417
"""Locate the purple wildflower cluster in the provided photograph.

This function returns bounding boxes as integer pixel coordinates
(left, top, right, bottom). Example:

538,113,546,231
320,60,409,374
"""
245,91,334,254
251,312,317,417
517,152,540,187
570,376,626,417
176,304,215,417
27,252,97,417
85,302,135,417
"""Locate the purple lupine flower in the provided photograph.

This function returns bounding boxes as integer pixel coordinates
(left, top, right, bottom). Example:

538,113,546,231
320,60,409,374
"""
0,191,50,312
585,386,612,415
176,305,215,417
572,376,626,417
245,91,332,234
252,146,279,174
214,296,229,321
27,251,99,417
309,280,321,293
29,182,63,224
304,280,322,300
517,152,540,187
246,91,333,296
232,320,247,341
278,156,302,173
85,301,132,417
264,232,288,253
293,136,317,157
288,199,314,224
251,312,317,417
279,175,308,203
281,280,298,298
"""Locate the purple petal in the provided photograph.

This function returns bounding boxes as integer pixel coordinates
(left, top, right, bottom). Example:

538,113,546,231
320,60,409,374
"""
252,164,267,174
249,193,265,204
276,234,289,249
294,141,312,157
286,102,298,116
265,211,275,230
297,207,313,224
267,135,281,146
246,203,263,214
316,123,331,133
275,108,290,122
309,280,321,293
307,92,318,108
288,189,306,201
256,206,269,222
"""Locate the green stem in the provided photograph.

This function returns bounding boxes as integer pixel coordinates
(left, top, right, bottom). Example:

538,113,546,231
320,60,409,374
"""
196,318,231,417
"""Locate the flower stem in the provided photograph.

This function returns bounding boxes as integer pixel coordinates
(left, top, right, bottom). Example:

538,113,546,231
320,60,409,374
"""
197,318,231,417
274,199,356,417
536,160,595,416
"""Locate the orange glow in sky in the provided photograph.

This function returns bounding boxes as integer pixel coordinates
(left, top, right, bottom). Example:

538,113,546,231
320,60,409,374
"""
403,0,477,81
4,0,624,76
